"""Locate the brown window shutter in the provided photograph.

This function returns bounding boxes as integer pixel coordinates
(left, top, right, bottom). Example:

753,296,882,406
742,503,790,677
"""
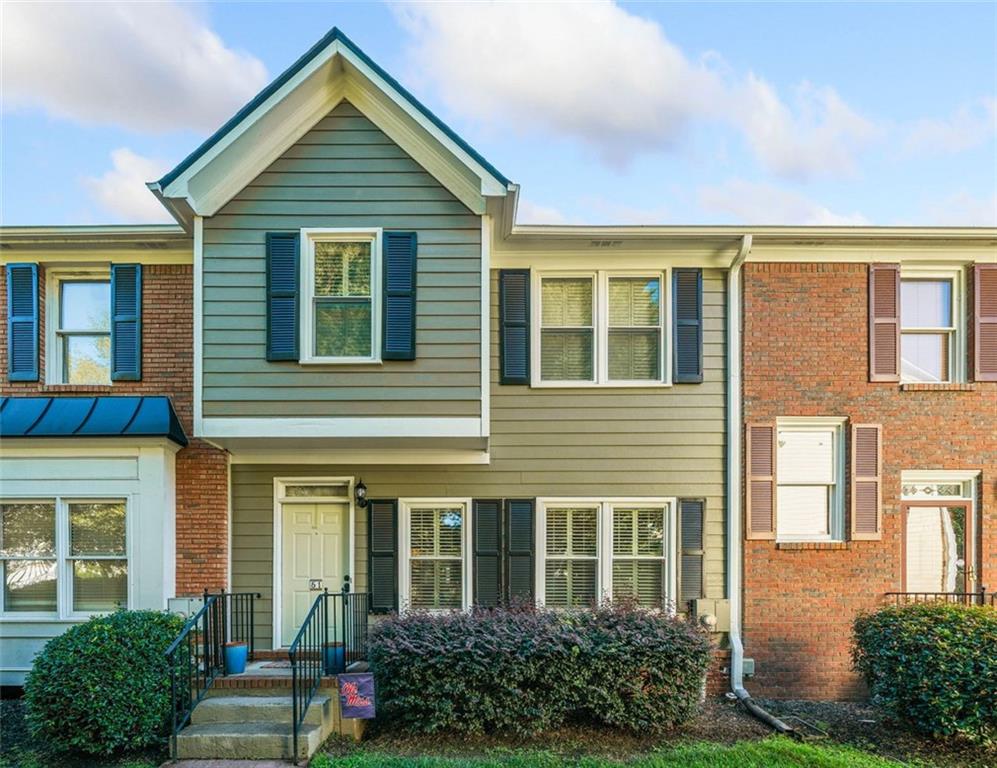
851,424,883,541
975,264,997,382
869,264,900,382
746,423,776,540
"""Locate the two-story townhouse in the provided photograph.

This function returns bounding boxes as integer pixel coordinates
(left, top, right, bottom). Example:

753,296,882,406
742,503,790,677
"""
732,234,997,700
0,226,230,684
0,29,733,682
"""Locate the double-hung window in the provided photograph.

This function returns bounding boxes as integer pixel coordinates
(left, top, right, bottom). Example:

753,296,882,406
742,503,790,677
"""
534,271,669,386
775,419,845,542
1,498,128,616
400,499,471,611
300,230,380,364
47,272,111,384
538,499,675,610
900,271,962,383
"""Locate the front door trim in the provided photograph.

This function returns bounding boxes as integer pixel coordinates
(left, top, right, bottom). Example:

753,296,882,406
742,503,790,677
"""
272,477,355,650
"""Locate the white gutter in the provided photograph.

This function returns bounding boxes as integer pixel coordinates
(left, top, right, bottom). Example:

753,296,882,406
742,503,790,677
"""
726,234,752,698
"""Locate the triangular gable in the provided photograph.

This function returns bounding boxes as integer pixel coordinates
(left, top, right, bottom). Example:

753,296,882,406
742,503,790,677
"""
149,28,510,228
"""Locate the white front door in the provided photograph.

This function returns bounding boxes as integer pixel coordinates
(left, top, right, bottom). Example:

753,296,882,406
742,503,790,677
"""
281,502,347,647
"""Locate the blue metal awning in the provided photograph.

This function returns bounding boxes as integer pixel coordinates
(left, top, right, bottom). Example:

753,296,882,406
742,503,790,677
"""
0,396,188,447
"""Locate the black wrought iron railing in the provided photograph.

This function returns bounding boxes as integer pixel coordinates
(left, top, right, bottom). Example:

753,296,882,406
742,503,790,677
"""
164,591,261,757
289,581,372,763
885,588,995,607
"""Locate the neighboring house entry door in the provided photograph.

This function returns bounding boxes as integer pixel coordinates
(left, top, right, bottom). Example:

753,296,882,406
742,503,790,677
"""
280,502,347,646
902,502,974,595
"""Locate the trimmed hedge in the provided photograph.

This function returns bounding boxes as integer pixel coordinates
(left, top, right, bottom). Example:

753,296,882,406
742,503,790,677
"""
24,610,185,755
368,602,711,735
853,602,997,741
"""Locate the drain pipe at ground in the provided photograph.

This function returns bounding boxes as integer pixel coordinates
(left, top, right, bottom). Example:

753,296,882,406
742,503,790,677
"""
724,234,799,740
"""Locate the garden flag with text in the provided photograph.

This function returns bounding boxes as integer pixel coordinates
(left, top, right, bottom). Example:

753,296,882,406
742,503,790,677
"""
338,673,376,719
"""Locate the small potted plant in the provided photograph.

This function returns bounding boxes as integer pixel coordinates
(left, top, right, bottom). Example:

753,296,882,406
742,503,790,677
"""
223,640,248,675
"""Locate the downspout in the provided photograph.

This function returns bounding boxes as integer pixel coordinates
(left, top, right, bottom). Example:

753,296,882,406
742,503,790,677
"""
725,234,798,738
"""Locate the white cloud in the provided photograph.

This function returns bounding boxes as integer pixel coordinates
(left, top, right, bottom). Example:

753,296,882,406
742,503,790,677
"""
516,198,570,224
698,179,869,225
737,77,879,180
1,2,268,133
919,191,997,226
903,98,997,155
84,149,173,222
394,1,877,178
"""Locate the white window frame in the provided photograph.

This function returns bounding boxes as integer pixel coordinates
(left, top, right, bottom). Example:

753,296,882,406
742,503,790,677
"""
44,267,112,385
535,498,677,612
398,498,473,612
299,228,382,365
0,496,131,620
775,417,846,543
531,270,671,388
899,265,966,384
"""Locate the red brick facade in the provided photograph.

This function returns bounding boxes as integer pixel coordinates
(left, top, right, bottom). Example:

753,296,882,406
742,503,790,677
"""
0,263,229,596
742,262,997,700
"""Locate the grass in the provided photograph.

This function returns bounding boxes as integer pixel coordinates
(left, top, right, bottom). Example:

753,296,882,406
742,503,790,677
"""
310,737,916,768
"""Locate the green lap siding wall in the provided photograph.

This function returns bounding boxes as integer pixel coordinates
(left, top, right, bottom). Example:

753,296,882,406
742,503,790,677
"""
201,100,482,419
230,269,727,649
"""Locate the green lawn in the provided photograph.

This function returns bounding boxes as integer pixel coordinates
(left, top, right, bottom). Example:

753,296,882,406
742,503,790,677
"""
311,737,917,768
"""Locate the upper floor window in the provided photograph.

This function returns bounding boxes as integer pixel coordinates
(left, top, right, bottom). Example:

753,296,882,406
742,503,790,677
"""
776,419,845,542
900,269,964,383
533,271,669,387
48,274,111,384
300,229,381,364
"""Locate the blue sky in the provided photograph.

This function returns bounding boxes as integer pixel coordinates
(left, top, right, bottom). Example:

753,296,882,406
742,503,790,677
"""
2,1,995,226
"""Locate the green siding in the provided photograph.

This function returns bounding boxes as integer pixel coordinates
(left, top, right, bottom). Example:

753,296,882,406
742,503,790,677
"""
202,100,481,419
230,270,726,649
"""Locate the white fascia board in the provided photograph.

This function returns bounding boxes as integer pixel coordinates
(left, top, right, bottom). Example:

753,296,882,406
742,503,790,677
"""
200,416,483,439
230,449,490,465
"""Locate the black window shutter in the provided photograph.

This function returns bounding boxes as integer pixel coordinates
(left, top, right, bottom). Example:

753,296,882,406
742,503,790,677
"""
505,499,535,603
111,264,142,381
266,232,299,361
679,498,705,612
382,231,417,360
673,268,703,383
473,499,503,608
6,263,39,382
499,269,530,384
368,499,398,613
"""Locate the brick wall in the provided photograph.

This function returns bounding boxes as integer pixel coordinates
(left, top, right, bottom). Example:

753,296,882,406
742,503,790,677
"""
742,262,997,700
0,263,229,595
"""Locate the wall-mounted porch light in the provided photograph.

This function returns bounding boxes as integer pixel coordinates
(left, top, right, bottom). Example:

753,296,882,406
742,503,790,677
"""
354,478,368,509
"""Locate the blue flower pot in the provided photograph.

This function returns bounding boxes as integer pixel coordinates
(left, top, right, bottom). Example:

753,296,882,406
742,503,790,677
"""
224,642,248,675
324,643,345,675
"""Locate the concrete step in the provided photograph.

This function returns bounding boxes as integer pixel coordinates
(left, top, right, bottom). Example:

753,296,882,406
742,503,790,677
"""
175,721,323,760
191,695,330,726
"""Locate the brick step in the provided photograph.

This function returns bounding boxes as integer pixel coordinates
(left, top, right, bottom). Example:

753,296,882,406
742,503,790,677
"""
175,721,323,760
192,694,331,726
208,675,337,696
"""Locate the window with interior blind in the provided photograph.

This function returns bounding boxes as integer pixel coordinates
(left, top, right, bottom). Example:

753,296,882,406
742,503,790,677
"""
403,502,467,610
776,421,845,541
611,506,667,608
301,231,380,363
0,499,127,616
900,275,961,383
535,271,668,386
544,506,598,608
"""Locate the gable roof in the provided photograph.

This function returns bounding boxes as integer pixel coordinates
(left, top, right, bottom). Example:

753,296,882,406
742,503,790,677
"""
150,27,511,228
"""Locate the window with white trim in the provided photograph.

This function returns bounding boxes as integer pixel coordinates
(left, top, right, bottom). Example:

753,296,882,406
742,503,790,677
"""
900,268,965,383
300,230,381,364
534,271,669,386
538,499,675,610
400,499,471,611
0,498,128,616
776,420,845,542
47,271,111,384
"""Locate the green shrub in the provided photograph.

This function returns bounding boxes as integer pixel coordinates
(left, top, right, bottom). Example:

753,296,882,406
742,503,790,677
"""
368,602,711,735
24,610,185,755
853,602,997,741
